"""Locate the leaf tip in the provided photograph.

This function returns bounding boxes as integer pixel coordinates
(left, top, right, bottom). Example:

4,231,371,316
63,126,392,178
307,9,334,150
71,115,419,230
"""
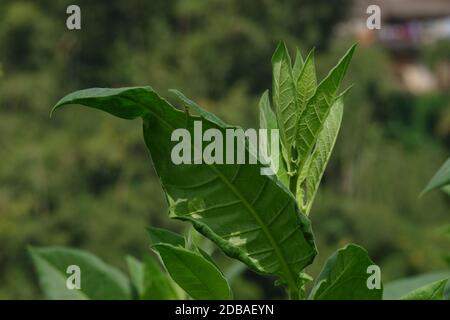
346,43,358,60
49,105,58,118
271,40,290,64
51,94,73,118
338,84,355,99
419,187,429,198
304,47,316,63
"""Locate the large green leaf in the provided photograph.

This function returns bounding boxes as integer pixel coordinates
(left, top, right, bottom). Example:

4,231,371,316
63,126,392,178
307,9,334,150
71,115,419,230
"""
295,45,355,172
297,98,343,214
153,243,231,300
29,246,131,300
401,277,449,300
384,271,450,300
272,41,297,170
422,157,450,195
53,86,317,295
126,255,183,300
309,244,383,300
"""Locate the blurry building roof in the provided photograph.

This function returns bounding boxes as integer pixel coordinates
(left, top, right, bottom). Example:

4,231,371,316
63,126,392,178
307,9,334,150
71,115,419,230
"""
353,0,450,20
341,0,450,94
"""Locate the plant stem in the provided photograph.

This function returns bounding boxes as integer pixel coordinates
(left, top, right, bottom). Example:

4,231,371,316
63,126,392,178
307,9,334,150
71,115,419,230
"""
287,172,302,300
289,173,298,196
288,286,299,300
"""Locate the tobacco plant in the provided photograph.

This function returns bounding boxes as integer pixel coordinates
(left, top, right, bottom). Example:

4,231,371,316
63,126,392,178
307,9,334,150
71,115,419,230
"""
29,42,448,300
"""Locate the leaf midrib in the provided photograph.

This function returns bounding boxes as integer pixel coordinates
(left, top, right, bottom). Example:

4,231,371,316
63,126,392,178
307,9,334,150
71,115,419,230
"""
428,281,445,299
209,165,297,290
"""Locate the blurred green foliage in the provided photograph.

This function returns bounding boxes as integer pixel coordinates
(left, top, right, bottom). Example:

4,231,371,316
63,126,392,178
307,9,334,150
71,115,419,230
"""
0,0,448,299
